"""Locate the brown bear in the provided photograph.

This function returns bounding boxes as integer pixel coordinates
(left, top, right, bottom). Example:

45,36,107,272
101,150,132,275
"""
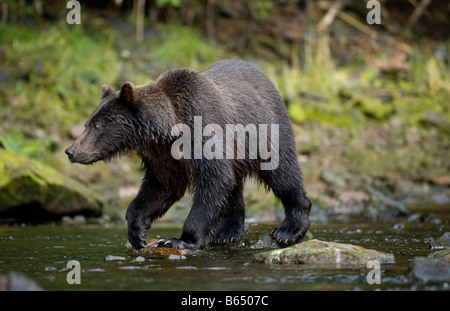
65,59,311,250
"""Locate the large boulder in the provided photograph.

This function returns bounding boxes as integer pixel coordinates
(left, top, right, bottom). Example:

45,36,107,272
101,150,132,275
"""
253,239,395,265
409,257,450,283
0,148,103,221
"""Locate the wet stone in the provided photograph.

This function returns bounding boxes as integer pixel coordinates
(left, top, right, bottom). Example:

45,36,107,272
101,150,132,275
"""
132,256,145,262
409,257,450,283
128,238,196,257
430,232,450,250
239,223,313,249
0,272,44,291
105,255,126,261
253,239,395,265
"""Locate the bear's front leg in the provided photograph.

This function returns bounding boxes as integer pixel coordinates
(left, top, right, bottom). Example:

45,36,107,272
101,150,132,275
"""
126,197,151,250
126,175,185,249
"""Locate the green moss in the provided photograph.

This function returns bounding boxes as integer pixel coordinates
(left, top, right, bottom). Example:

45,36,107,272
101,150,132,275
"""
0,149,103,216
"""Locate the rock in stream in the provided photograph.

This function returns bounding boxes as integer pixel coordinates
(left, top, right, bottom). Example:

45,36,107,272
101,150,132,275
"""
407,232,450,283
430,232,450,250
409,257,450,283
253,239,395,265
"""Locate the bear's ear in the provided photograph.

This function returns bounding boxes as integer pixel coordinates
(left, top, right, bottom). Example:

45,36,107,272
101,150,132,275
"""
119,82,135,106
101,84,113,98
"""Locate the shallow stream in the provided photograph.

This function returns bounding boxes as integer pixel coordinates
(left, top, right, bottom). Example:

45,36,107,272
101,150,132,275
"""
0,213,448,291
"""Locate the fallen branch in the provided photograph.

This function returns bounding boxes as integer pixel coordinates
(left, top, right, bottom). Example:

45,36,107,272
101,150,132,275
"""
337,10,412,54
316,0,346,33
403,0,432,33
136,0,146,44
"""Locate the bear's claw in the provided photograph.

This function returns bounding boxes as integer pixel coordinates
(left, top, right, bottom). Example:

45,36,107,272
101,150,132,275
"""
128,228,148,250
270,223,306,247
156,238,198,250
211,234,242,245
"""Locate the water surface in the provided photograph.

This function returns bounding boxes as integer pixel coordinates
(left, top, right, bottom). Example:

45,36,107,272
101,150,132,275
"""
0,216,448,291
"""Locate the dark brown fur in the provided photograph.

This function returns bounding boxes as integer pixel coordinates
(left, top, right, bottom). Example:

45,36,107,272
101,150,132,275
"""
65,59,311,250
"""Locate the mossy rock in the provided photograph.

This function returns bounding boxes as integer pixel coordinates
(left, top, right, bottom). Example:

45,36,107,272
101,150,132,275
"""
253,239,395,265
427,248,450,263
0,148,103,221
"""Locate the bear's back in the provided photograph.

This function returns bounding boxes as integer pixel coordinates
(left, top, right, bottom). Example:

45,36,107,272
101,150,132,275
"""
202,59,287,126
203,59,275,96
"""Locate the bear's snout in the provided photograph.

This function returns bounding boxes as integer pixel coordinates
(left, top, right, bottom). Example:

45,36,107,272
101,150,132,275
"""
65,147,76,162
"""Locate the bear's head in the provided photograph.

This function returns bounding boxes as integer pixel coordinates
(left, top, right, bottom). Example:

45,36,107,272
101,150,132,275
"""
65,82,176,165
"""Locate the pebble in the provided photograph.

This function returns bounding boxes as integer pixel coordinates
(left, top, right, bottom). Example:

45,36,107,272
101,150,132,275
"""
105,255,126,261
88,268,106,272
176,266,198,270
168,254,186,260
44,266,57,271
119,266,142,270
62,215,86,225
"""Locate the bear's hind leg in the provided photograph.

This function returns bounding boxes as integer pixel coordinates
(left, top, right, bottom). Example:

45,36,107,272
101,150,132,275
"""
212,180,245,245
269,189,311,246
157,160,235,250
259,166,311,246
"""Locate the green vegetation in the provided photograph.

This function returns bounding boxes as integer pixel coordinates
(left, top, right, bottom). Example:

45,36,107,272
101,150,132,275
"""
266,36,450,131
0,23,120,139
0,22,225,144
2,21,448,141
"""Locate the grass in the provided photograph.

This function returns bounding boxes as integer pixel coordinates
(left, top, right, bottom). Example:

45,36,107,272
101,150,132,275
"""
264,35,450,132
151,23,225,69
0,21,224,145
0,22,120,135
